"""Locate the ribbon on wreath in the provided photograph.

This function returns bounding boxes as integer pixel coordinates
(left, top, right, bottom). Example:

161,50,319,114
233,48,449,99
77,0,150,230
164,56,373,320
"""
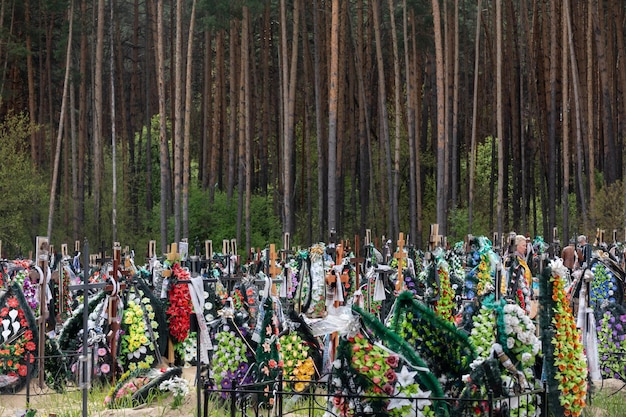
187,275,212,363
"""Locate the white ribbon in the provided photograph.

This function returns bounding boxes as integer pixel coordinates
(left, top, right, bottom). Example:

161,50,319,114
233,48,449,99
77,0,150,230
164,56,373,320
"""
34,265,53,304
187,275,212,363
373,272,386,301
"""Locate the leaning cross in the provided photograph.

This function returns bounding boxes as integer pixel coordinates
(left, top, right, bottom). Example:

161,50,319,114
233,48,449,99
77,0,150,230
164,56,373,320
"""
394,233,407,292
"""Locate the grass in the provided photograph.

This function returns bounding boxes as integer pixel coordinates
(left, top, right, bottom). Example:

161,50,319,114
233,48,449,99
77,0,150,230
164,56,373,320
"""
585,388,626,417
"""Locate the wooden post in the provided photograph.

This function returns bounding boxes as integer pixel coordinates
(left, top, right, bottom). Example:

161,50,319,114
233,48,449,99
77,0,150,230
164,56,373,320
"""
35,236,49,388
205,240,213,259
164,243,179,365
394,233,407,292
350,235,364,303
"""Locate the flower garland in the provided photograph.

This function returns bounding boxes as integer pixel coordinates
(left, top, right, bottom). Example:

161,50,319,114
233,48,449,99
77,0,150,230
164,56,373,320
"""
596,303,626,380
166,264,193,343
120,287,159,372
433,257,456,323
590,262,618,308
12,269,39,315
468,304,497,363
502,303,541,369
0,284,38,393
305,244,327,318
279,332,316,392
390,291,476,394
210,324,253,397
330,332,435,417
549,260,587,417
55,267,73,321
254,297,282,405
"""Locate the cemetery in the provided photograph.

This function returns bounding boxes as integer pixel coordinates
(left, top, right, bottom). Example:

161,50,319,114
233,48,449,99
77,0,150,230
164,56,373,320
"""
0,227,625,417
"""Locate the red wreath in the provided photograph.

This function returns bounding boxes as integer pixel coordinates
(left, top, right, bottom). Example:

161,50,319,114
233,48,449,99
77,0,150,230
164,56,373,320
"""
166,264,193,342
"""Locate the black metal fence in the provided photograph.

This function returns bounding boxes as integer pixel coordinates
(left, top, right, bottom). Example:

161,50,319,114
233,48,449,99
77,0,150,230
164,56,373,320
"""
202,374,548,417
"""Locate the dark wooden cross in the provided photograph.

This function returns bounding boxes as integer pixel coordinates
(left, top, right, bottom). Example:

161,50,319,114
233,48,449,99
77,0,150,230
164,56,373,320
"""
350,235,364,303
105,242,128,383
68,240,108,389
394,233,407,292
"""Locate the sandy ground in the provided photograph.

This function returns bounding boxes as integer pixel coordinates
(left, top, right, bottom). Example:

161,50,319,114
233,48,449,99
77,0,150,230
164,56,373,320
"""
1,375,626,417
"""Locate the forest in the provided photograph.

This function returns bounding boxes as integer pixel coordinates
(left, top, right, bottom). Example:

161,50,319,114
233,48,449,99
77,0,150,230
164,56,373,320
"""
0,0,625,257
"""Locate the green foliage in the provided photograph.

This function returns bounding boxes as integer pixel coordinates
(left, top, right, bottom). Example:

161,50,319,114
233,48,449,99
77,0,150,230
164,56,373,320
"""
0,112,47,256
188,187,282,251
591,180,625,235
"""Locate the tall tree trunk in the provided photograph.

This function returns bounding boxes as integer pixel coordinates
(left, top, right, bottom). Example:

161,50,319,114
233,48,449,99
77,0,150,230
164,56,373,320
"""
372,0,394,238
78,0,88,240
47,0,74,241
586,0,595,231
469,0,482,234
327,0,339,236
495,0,504,237
432,0,446,235
201,30,212,191
282,0,300,236
227,20,239,201
313,0,327,241
25,0,37,166
241,7,252,252
592,0,617,185
412,10,424,248
562,0,570,242
110,0,118,243
565,0,587,230
209,30,225,203
404,0,416,242
183,0,197,240
156,0,169,253
388,0,400,239
450,0,460,211
173,0,183,243
93,0,105,245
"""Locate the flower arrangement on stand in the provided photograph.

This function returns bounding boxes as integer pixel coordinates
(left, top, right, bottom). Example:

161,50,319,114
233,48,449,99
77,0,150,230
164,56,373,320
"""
547,260,587,417
166,264,194,364
55,266,74,322
301,244,327,318
0,284,39,393
330,331,437,417
119,286,159,372
13,269,39,315
279,332,316,392
596,303,626,380
209,321,254,398
590,261,620,308
253,296,282,406
389,291,476,394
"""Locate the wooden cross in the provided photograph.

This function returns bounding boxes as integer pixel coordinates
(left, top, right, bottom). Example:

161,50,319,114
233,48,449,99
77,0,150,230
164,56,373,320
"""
268,244,281,296
68,240,108,389
105,242,128,382
394,233,407,292
35,236,50,388
350,235,364,303
429,224,441,251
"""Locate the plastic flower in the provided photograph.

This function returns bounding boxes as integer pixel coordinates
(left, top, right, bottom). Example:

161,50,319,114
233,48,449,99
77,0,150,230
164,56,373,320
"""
549,261,587,417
